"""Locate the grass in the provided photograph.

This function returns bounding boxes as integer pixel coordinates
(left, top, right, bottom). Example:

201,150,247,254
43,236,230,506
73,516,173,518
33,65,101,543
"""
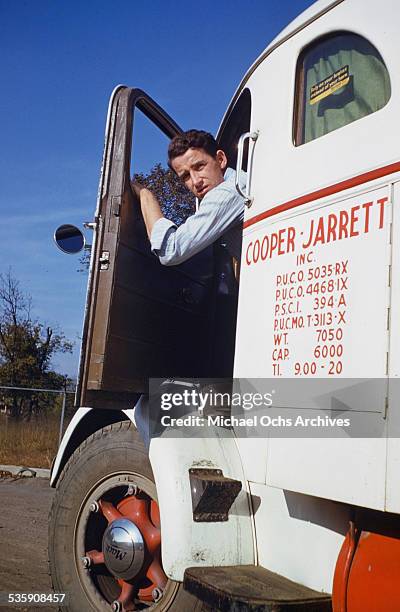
0,414,64,468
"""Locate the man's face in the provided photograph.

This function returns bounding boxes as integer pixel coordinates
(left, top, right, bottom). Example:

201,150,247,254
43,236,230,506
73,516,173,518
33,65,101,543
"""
171,147,228,199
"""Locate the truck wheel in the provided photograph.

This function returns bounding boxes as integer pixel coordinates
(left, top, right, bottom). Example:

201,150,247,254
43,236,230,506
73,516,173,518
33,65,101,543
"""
49,420,204,612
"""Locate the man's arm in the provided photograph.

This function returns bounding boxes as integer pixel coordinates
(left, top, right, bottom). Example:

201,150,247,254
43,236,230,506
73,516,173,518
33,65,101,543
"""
132,182,164,239
132,173,244,267
151,182,244,266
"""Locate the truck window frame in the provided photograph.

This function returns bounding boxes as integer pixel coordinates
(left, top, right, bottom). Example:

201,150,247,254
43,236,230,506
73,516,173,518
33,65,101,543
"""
218,88,252,169
293,30,391,146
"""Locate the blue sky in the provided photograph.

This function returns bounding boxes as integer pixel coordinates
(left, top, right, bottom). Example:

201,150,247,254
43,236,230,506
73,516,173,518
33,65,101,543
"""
0,0,315,377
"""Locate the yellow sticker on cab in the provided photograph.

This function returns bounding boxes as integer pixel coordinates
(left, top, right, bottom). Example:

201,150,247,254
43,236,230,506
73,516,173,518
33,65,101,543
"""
310,65,350,105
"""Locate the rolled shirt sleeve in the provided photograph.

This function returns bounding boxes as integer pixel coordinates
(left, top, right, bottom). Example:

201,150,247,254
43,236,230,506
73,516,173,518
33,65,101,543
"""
150,169,245,266
150,217,177,252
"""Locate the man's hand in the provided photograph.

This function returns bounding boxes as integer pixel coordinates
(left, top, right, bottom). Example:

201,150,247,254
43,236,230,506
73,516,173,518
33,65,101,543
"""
131,181,164,239
131,181,144,199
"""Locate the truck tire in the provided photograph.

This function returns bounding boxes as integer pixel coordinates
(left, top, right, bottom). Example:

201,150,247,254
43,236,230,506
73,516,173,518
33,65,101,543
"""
48,420,206,612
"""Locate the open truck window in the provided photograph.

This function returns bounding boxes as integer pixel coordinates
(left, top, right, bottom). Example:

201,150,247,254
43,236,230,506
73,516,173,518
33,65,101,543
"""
130,108,195,227
294,31,391,145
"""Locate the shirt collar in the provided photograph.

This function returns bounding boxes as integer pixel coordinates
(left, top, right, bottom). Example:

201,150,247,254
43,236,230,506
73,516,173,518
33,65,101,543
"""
224,167,235,181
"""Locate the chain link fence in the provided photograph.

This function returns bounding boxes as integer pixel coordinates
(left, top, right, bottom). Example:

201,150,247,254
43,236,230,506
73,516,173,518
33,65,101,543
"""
0,385,75,446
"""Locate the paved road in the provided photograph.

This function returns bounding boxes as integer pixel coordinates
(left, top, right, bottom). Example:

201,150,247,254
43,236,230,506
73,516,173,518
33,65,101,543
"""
0,476,55,611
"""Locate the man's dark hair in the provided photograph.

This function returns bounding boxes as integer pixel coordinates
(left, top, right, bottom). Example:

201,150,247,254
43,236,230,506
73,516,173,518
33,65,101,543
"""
168,130,218,170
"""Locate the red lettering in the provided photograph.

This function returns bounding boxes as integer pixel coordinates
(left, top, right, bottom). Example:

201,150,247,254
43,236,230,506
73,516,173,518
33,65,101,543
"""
350,205,360,237
362,201,373,233
270,233,278,256
277,229,285,255
339,210,349,239
302,220,314,249
287,227,296,253
261,235,269,260
313,217,325,246
338,310,346,324
246,242,252,266
327,214,337,243
377,197,389,229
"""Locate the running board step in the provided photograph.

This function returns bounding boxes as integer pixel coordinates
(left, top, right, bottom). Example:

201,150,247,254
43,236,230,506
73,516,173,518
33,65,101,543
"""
184,565,332,611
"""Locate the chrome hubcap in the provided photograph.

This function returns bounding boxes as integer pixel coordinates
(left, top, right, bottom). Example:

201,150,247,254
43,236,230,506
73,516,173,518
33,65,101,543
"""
102,518,145,580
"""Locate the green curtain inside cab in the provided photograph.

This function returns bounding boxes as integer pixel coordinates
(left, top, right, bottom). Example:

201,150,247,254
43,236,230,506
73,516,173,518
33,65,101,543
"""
303,33,391,144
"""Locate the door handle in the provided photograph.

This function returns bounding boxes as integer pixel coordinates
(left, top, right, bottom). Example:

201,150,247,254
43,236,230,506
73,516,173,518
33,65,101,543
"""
235,131,259,208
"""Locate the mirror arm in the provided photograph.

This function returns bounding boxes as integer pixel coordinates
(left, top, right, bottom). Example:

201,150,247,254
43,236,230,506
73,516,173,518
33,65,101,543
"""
83,221,97,230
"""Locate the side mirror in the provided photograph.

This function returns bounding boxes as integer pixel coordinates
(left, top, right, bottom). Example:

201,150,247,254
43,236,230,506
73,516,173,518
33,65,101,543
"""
54,224,85,254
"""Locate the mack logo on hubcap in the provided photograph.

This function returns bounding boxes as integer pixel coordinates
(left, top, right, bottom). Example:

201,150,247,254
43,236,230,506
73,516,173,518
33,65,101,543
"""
102,518,145,580
106,544,127,561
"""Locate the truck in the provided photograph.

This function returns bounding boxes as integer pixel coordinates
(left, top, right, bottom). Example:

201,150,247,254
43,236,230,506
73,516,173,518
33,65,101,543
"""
49,0,400,610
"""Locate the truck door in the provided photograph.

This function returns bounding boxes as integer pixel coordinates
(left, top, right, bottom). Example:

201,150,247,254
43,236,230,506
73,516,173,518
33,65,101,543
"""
77,87,214,409
234,23,393,508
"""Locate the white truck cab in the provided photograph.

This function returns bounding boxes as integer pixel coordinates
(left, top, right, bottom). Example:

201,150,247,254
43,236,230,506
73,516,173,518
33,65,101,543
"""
50,1,400,610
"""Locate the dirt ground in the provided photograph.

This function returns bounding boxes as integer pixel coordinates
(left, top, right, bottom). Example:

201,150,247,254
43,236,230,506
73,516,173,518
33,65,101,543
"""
0,476,55,611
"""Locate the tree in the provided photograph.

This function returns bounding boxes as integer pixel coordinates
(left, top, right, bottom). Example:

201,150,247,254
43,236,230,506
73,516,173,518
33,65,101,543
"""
0,269,73,418
133,162,195,225
79,163,195,271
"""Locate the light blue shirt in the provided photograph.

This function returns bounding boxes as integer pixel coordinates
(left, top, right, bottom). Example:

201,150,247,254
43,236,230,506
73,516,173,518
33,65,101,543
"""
150,167,245,266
